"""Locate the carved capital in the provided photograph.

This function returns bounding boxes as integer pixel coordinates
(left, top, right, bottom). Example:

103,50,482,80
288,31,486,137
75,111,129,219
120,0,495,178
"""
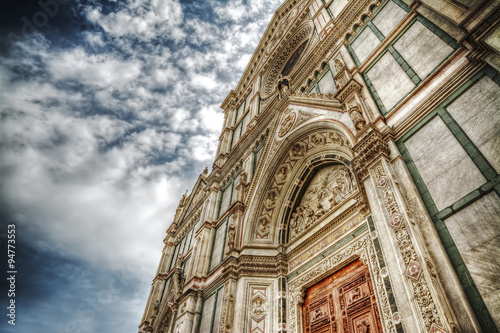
351,125,390,181
335,78,363,102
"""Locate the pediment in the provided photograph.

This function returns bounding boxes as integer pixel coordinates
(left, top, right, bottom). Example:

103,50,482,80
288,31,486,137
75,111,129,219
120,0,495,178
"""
181,176,207,221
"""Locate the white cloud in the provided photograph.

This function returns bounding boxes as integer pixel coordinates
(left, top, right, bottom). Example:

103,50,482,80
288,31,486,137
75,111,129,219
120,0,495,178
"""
0,0,285,330
47,48,142,88
85,0,185,42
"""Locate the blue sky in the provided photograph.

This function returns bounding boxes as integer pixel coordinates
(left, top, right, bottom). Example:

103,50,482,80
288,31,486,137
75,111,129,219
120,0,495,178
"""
0,0,281,331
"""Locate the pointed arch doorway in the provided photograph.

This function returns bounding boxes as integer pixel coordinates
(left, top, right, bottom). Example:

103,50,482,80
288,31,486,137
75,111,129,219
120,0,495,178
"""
302,260,382,333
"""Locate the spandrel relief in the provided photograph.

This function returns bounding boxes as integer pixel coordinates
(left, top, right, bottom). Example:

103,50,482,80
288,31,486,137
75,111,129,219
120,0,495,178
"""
289,165,356,240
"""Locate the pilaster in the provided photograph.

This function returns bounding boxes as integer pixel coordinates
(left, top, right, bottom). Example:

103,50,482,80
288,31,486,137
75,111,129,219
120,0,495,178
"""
353,126,459,333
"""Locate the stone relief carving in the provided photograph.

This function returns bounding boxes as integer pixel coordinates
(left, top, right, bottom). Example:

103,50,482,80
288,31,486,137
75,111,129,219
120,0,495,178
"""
291,143,306,157
265,192,277,208
310,133,324,146
255,131,353,241
276,166,289,183
257,217,271,238
279,112,296,137
349,104,367,132
247,286,269,333
252,298,266,317
289,165,356,240
372,164,444,331
366,234,396,332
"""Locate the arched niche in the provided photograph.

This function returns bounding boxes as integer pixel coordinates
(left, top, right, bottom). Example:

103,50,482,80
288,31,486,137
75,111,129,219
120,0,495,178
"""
261,20,314,100
243,120,356,247
281,159,357,244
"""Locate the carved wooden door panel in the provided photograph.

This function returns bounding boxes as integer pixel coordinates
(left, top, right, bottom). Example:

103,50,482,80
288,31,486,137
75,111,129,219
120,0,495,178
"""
302,260,382,333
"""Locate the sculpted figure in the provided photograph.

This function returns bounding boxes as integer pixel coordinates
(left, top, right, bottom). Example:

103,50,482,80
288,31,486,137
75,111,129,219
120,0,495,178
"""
277,166,288,181
292,144,305,157
252,299,265,316
265,192,276,207
356,319,370,333
329,131,344,146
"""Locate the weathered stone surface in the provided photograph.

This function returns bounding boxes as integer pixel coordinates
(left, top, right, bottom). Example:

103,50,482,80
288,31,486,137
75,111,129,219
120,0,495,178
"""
394,20,454,79
366,52,415,110
405,116,486,211
447,76,500,173
352,27,381,64
372,0,408,37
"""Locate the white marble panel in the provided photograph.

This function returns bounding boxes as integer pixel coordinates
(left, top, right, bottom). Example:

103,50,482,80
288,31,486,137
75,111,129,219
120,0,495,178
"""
367,52,415,110
444,192,500,329
372,0,408,36
220,185,232,216
328,0,348,18
212,287,225,332
394,20,454,79
210,220,227,270
351,27,381,64
199,293,215,333
318,70,336,94
446,76,500,173
405,116,486,210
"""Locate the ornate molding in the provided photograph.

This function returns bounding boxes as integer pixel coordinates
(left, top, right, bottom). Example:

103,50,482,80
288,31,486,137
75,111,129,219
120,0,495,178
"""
287,235,372,332
262,20,314,99
335,79,363,103
371,163,444,331
351,125,391,181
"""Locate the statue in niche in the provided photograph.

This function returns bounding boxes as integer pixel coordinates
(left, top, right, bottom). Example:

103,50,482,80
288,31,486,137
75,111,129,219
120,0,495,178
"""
278,75,291,99
227,224,235,251
349,104,367,131
289,165,356,240
277,166,288,182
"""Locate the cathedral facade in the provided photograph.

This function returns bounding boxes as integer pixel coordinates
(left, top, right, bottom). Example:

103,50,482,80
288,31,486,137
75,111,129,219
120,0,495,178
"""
139,0,500,332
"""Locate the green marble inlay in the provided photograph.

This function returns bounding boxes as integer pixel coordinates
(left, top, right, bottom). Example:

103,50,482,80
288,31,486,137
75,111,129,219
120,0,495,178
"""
287,224,368,280
384,276,398,313
396,67,500,332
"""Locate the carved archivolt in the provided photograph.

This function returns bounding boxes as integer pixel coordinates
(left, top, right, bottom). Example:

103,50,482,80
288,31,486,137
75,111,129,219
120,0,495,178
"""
251,128,353,243
288,165,357,240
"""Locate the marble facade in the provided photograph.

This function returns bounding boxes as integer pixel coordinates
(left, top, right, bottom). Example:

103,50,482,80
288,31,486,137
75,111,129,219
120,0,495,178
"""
140,1,500,332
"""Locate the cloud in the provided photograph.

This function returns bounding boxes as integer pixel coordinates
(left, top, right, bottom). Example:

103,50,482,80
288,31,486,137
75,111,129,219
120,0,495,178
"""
0,0,283,331
85,0,185,42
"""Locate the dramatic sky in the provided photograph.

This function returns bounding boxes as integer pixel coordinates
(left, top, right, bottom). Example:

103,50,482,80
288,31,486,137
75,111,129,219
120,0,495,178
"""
0,0,281,331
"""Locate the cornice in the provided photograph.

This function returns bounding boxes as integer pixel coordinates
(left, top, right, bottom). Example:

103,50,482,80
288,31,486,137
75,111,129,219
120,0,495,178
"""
288,92,344,110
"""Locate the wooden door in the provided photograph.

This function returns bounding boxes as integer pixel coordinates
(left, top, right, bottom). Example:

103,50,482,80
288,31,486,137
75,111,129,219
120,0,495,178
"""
302,260,382,333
